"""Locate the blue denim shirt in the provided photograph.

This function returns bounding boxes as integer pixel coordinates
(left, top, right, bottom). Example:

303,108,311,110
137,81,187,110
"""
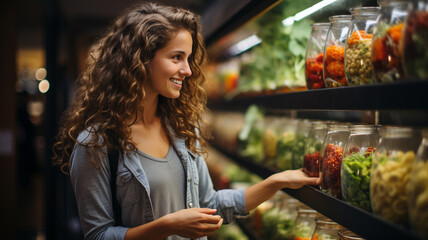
70,128,247,240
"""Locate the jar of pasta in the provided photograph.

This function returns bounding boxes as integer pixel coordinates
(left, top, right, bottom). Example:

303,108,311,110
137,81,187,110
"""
323,15,352,88
291,208,319,240
292,119,313,169
344,7,379,85
320,124,350,198
407,129,428,239
311,217,343,240
304,121,330,177
341,125,379,212
372,0,410,83
338,229,365,240
370,126,421,227
402,0,428,81
305,23,331,89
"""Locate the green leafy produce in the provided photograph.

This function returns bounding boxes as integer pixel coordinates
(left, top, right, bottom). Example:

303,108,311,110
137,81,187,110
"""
262,207,296,240
237,0,316,93
238,105,265,162
341,152,373,212
276,132,296,170
292,135,307,169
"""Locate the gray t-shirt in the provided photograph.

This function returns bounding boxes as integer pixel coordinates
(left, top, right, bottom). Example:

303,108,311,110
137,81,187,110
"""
137,145,187,240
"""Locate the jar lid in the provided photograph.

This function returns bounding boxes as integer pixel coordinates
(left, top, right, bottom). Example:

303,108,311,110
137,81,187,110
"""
349,6,380,16
315,216,343,229
338,229,365,240
329,15,352,22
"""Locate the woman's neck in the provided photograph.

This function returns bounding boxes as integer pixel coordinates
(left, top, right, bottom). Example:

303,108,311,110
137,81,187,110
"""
138,93,159,126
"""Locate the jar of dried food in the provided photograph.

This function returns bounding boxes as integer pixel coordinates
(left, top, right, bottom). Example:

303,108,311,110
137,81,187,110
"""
311,217,343,240
276,118,299,170
372,0,410,82
407,129,428,239
402,0,428,81
345,7,379,85
291,208,319,240
303,121,330,177
320,124,350,198
305,23,331,89
370,126,421,227
323,15,352,88
341,125,379,212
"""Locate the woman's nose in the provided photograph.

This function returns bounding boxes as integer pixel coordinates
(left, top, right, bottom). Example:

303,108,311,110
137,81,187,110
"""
180,61,192,77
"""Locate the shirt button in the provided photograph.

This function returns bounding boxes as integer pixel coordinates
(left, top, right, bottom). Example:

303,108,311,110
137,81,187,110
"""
188,202,193,208
187,178,191,182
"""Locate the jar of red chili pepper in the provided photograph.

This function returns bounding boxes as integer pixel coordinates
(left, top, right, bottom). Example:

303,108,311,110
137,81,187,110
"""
344,7,379,86
323,15,352,88
303,121,330,177
319,124,350,199
402,0,428,81
305,23,331,89
341,125,379,212
372,0,410,83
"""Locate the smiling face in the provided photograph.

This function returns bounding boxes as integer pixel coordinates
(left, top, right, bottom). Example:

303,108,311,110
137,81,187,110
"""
146,29,193,99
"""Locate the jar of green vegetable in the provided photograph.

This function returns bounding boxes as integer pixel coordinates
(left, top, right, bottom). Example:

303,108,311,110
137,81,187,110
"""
341,125,379,212
311,217,343,240
344,7,379,85
370,126,421,227
320,124,350,199
290,208,319,240
292,119,313,170
276,118,299,170
407,129,428,239
303,121,330,177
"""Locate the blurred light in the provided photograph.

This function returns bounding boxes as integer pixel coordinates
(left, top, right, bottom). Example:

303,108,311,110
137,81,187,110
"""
35,68,47,80
38,79,50,93
228,34,262,56
282,0,338,26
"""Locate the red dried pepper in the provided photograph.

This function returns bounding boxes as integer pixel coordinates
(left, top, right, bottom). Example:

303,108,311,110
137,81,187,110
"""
320,144,344,198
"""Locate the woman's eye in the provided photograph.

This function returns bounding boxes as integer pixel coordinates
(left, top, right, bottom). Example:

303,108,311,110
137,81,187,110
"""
173,55,181,60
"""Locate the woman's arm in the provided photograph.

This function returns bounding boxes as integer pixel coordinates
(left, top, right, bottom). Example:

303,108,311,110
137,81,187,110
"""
244,169,320,212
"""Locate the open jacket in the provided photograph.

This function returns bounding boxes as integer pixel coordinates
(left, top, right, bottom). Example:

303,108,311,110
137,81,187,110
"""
70,128,247,240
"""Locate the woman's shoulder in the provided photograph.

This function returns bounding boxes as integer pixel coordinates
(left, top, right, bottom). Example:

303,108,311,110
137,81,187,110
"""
76,125,104,145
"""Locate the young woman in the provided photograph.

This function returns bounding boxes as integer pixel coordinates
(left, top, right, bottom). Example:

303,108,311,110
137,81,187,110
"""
53,2,320,240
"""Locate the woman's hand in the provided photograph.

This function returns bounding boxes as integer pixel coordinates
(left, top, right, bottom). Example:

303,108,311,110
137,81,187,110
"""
164,208,223,239
270,169,320,189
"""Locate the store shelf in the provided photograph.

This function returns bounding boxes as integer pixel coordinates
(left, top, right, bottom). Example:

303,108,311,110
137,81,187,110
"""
212,143,424,240
208,81,428,111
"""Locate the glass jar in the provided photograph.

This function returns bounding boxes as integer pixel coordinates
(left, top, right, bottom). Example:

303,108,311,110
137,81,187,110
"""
263,116,281,166
372,0,410,83
338,229,365,240
291,208,319,240
323,15,352,88
370,126,421,227
402,0,428,81
344,7,379,85
341,125,379,212
311,217,343,240
261,192,300,240
292,119,313,169
276,118,298,170
407,129,428,239
304,121,330,177
320,124,350,198
305,23,331,89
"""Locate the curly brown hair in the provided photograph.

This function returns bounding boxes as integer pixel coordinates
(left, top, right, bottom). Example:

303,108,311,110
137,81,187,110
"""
53,2,210,173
